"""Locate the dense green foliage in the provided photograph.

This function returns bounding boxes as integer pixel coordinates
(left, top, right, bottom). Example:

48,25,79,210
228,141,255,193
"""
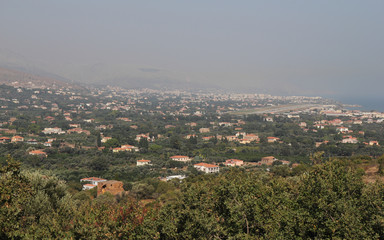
0,156,158,239
154,161,384,239
2,156,384,239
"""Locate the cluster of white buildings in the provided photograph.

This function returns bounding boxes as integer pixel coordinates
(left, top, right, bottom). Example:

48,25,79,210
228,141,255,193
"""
80,177,107,190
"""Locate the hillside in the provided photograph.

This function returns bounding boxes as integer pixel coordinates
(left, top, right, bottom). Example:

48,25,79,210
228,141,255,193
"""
0,49,220,91
52,62,221,91
0,66,82,90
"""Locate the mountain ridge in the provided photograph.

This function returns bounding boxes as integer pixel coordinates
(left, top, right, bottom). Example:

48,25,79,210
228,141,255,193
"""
0,66,82,90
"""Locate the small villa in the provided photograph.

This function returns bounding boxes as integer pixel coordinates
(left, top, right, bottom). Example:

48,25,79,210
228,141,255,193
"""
170,155,191,162
29,150,47,158
80,177,107,190
224,159,244,167
0,137,11,144
194,163,220,173
137,159,151,166
11,136,24,143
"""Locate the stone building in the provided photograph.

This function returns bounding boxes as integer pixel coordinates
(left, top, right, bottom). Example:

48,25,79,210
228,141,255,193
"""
97,180,124,196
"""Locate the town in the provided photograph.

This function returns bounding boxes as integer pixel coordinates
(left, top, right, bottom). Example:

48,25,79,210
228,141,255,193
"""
1,83,384,195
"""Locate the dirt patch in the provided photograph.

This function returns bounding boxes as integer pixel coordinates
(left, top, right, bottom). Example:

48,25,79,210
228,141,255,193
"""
363,164,384,183
139,199,156,206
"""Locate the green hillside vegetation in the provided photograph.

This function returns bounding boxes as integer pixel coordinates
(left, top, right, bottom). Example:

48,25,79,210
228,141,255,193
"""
2,155,384,239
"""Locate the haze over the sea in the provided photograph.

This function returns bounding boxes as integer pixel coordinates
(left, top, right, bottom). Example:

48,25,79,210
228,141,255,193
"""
331,96,384,112
1,1,383,103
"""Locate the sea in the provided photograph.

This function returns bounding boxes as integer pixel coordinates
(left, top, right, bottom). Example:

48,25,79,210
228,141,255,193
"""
329,96,384,112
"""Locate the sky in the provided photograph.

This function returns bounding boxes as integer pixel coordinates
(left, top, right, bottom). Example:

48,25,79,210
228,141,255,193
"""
1,1,384,99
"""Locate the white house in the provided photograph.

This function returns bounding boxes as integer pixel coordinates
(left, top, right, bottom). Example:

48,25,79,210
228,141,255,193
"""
11,136,24,143
336,127,349,133
369,141,380,146
82,184,97,190
42,127,65,135
135,134,153,142
224,159,244,167
194,163,220,173
26,139,38,144
121,144,139,152
80,177,107,190
341,137,358,144
166,175,186,181
101,137,112,143
170,155,191,162
29,150,47,158
137,159,151,166
219,122,233,127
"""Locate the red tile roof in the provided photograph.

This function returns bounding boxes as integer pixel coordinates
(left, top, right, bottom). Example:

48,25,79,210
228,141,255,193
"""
194,163,219,168
137,159,151,162
29,150,47,155
170,155,189,158
80,177,106,181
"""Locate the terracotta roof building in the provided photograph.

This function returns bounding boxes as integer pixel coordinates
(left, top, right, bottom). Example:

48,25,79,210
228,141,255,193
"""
260,156,277,166
194,163,219,173
137,159,151,166
11,136,24,143
29,150,47,157
224,159,244,167
170,155,191,162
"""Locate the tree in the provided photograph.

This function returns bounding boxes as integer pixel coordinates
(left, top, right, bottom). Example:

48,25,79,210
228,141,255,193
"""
169,135,181,150
152,161,384,239
0,156,33,239
295,160,373,239
311,151,325,165
96,132,102,147
189,136,198,145
131,183,155,200
103,138,120,149
0,156,77,238
90,157,109,171
72,193,159,239
149,144,163,153
139,138,149,153
377,154,384,175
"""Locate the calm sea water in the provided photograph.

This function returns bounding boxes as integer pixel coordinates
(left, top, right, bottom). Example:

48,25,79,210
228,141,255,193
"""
330,96,384,112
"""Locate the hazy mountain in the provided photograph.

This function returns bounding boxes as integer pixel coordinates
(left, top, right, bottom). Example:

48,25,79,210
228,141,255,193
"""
0,49,81,89
0,49,73,84
0,66,82,90
0,49,220,91
52,62,221,90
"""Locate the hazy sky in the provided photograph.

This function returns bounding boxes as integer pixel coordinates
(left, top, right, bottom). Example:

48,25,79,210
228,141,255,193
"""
1,1,384,97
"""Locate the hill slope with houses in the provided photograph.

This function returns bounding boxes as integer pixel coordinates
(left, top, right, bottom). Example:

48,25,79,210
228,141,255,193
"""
0,66,82,90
